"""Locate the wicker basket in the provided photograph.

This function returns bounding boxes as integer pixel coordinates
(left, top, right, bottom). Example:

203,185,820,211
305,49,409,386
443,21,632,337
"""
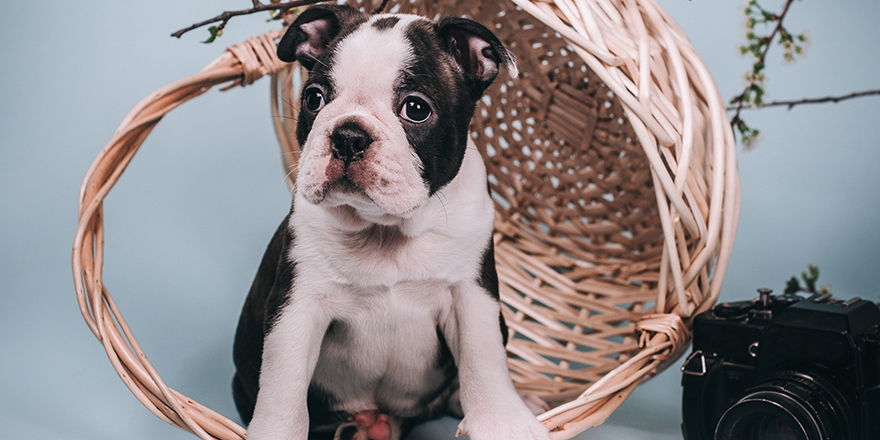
73,0,740,439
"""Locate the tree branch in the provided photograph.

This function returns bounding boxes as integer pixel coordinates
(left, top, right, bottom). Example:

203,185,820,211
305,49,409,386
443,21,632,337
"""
728,89,880,111
171,0,393,39
170,0,323,39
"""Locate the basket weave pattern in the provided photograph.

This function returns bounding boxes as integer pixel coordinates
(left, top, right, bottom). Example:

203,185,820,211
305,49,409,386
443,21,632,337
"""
73,1,739,439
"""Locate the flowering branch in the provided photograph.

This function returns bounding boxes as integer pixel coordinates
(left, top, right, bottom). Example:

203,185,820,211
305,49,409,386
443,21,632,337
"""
170,0,391,42
170,0,320,41
728,0,804,148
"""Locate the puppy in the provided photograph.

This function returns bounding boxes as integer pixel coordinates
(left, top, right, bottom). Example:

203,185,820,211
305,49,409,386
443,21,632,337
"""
232,5,551,440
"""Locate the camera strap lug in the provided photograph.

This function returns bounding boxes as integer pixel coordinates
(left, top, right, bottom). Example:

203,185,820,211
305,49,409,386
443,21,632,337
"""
681,350,708,377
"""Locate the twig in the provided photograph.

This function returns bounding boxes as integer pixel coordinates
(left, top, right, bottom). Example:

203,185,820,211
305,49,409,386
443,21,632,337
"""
171,0,394,39
728,89,880,111
171,0,323,39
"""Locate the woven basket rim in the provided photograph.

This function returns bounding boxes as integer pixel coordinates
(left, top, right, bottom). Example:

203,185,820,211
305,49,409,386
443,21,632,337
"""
72,1,740,439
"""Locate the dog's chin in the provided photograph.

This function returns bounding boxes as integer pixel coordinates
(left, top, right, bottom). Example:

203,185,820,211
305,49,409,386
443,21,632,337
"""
298,151,430,224
302,176,423,229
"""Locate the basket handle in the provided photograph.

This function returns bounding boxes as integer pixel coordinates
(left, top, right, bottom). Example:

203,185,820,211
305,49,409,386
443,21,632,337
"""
72,29,291,440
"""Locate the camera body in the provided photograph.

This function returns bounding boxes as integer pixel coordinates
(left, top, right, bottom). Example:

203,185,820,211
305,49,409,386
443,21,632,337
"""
681,290,880,440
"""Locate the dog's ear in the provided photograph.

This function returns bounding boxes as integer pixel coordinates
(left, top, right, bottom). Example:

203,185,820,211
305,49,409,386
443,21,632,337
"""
277,4,364,69
437,18,518,97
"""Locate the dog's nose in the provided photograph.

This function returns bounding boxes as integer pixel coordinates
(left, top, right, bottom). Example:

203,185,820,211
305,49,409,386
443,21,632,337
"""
331,123,373,165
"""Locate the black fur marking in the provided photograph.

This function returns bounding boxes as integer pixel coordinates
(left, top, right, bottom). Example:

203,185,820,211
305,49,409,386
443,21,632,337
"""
338,425,358,440
232,212,295,424
297,79,333,148
371,16,400,31
415,326,458,409
437,17,515,98
433,325,456,370
398,19,477,195
477,238,500,301
307,382,347,429
277,4,367,68
478,237,508,346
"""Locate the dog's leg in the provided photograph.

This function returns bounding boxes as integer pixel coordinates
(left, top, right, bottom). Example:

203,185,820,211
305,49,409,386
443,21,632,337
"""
246,292,333,440
445,282,552,440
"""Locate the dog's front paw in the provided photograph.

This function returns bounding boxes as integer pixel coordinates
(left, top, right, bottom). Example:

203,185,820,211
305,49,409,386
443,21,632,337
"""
455,412,551,440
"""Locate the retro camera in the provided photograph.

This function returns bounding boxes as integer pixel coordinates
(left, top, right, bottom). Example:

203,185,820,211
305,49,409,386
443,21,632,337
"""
681,289,880,440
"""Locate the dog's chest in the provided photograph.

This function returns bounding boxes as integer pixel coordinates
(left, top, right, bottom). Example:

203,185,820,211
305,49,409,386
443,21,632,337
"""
310,280,455,416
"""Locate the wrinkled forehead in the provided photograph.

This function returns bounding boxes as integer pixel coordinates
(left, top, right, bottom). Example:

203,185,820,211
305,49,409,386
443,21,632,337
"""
329,14,432,95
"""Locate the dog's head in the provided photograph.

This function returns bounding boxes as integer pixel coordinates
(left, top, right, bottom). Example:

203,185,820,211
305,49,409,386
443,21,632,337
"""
277,4,515,222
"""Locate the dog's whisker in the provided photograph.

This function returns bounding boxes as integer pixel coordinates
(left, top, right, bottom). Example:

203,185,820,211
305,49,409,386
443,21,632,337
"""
276,92,300,111
271,115,299,121
281,161,299,190
435,191,450,228
306,53,330,70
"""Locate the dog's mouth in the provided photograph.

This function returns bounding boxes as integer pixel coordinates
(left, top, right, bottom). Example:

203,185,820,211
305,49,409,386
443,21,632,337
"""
323,156,370,198
325,173,368,203
314,163,416,227
305,156,401,224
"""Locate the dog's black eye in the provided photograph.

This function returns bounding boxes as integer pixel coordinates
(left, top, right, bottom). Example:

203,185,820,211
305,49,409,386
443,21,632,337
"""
303,87,325,112
400,96,432,123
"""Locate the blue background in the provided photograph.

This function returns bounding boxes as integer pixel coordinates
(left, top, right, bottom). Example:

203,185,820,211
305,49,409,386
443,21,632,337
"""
2,1,879,438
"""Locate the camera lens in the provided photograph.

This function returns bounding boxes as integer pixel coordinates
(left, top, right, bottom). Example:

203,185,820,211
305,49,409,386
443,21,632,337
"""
714,371,853,440
718,405,807,440
749,414,799,439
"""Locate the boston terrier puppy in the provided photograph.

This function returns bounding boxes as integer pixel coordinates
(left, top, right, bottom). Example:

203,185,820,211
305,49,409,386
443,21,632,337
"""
232,4,551,440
